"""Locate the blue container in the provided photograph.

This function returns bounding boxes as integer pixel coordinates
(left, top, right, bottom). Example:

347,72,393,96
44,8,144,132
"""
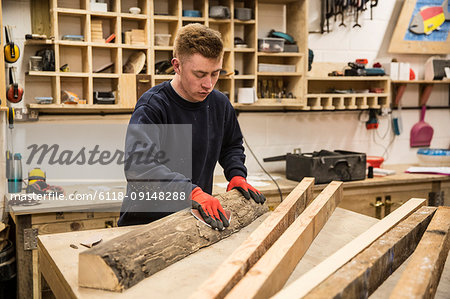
182,10,201,17
8,153,22,193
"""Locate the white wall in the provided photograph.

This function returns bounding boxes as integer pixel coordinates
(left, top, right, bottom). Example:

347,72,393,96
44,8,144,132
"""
3,0,450,182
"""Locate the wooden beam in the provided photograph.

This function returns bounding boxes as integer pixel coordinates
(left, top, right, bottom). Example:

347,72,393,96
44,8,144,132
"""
390,206,450,299
225,181,343,299
302,206,436,298
273,197,426,299
190,178,315,299
78,190,268,292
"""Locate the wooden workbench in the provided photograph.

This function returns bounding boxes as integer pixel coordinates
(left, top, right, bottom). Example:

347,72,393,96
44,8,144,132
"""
38,207,450,298
9,164,450,298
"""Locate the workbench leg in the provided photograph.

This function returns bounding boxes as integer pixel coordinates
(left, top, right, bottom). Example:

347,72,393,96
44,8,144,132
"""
16,215,33,299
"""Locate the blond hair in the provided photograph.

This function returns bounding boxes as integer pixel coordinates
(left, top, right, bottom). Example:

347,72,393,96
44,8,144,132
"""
173,23,223,61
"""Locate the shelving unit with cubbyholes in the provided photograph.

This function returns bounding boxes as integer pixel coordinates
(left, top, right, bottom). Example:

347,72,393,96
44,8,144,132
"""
25,0,308,113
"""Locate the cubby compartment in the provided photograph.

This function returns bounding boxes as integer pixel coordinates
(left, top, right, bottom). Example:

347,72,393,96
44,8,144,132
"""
234,1,255,18
208,21,232,50
121,0,148,14
234,52,255,76
154,0,180,16
257,55,301,75
58,13,87,41
57,0,87,10
182,0,206,18
93,78,118,104
89,0,118,12
59,45,89,73
154,20,179,47
234,23,256,49
91,16,117,43
122,49,148,74
92,47,118,73
257,75,302,100
60,77,89,103
25,76,57,104
122,19,148,45
216,77,233,100
154,50,173,75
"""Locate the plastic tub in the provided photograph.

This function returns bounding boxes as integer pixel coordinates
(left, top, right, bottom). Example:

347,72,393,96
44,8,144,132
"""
258,38,284,53
155,34,171,46
417,148,450,166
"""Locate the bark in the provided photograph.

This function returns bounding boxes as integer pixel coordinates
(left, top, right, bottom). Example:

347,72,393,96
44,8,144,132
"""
78,190,268,292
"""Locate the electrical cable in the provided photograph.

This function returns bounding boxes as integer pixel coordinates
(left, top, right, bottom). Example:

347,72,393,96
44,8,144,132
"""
242,136,283,203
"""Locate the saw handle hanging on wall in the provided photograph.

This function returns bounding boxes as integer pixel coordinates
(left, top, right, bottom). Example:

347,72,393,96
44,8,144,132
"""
4,26,20,63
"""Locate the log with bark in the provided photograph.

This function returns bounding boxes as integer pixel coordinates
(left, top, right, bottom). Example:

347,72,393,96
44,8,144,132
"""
78,189,268,292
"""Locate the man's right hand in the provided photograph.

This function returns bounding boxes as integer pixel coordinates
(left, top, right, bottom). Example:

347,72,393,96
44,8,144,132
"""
191,187,229,230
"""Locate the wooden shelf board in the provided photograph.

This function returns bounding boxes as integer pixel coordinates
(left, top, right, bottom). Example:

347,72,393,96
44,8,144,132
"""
234,75,255,80
91,42,118,48
234,48,255,52
233,19,256,24
154,46,173,51
121,44,148,49
307,93,390,98
24,39,54,46
224,48,232,52
233,102,307,111
258,72,302,76
58,40,87,46
154,75,174,80
90,11,118,18
27,71,58,77
209,18,231,23
154,15,179,21
392,80,450,84
307,76,390,81
54,8,87,15
182,17,205,22
59,72,89,78
120,13,148,19
258,52,303,57
28,104,133,113
92,73,119,78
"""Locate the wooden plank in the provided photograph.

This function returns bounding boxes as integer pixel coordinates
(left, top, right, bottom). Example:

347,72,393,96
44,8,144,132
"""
119,74,137,108
273,197,426,299
16,215,34,299
190,178,314,299
303,206,437,298
78,190,268,292
226,181,342,299
31,0,51,36
390,206,450,299
33,217,117,234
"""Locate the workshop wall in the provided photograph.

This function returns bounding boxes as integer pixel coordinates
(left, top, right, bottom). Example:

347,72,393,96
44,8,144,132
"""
2,0,450,182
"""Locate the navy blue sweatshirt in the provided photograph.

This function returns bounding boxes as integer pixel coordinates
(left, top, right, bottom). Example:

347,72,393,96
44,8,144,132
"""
118,81,247,226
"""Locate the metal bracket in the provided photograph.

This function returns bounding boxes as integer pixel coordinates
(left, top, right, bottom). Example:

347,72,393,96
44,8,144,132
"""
24,228,38,250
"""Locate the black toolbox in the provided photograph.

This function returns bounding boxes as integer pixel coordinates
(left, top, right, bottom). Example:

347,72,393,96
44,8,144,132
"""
264,150,366,184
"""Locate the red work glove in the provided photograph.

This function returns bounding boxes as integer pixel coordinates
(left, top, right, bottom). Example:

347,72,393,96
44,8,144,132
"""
191,187,229,230
227,176,266,204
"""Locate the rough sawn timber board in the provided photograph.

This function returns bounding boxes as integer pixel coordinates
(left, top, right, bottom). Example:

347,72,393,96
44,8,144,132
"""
303,206,437,298
78,189,268,292
226,181,342,299
273,197,426,299
190,178,315,299
390,206,450,299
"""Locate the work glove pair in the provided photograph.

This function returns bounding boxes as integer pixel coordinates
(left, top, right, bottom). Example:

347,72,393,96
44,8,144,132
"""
191,176,265,230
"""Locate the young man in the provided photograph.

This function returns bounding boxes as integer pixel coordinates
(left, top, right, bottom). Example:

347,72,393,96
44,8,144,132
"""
118,24,265,229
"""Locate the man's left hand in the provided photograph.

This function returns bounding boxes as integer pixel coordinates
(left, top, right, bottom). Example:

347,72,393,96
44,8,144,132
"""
227,176,266,204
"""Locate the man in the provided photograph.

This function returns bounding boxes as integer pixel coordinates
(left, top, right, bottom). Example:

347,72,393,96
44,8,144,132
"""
118,24,265,229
